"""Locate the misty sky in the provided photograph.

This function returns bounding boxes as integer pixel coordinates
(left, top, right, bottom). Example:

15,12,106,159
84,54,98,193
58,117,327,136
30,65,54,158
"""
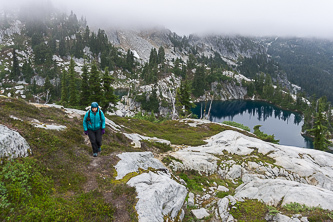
2,0,333,38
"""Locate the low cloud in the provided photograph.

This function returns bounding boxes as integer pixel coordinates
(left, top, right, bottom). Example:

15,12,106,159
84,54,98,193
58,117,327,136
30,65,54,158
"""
1,0,333,38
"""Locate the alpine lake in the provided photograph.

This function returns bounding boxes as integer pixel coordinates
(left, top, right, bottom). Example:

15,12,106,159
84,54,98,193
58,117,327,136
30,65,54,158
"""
192,100,314,149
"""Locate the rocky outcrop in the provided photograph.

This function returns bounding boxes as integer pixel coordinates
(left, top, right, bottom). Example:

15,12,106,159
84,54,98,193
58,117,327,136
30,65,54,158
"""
171,130,333,191
106,28,183,62
0,124,31,159
114,152,187,222
114,73,181,117
0,20,22,44
189,35,266,61
164,127,333,220
196,81,248,102
128,172,187,222
115,152,168,180
235,179,333,210
170,151,219,175
30,119,67,130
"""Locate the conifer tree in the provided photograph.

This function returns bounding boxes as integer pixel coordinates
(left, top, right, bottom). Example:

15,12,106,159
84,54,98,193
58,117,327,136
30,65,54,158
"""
176,80,194,116
68,58,78,106
22,61,34,83
148,87,159,113
149,48,158,67
10,48,20,81
126,49,135,72
74,33,84,58
80,62,90,106
89,63,102,104
310,98,329,151
181,64,187,79
100,51,109,71
101,67,118,110
84,26,90,44
158,46,165,64
60,70,68,105
173,58,182,76
32,78,37,94
262,74,274,99
187,54,197,70
59,38,66,57
192,64,206,97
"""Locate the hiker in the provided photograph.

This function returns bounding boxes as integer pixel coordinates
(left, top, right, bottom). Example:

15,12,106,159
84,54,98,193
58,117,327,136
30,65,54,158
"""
83,102,106,157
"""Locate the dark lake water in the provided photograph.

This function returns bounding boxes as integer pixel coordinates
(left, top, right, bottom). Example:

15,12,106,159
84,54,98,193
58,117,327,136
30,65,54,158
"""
192,100,314,148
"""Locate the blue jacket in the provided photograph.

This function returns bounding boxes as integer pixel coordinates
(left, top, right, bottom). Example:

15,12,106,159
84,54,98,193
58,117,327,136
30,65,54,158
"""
83,108,106,131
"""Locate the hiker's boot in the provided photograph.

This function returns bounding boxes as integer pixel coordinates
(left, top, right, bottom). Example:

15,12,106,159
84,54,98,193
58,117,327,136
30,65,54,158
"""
93,153,98,157
98,147,101,153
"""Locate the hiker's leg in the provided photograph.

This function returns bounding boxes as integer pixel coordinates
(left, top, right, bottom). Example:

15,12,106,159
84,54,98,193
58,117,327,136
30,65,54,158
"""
96,128,102,149
88,130,98,154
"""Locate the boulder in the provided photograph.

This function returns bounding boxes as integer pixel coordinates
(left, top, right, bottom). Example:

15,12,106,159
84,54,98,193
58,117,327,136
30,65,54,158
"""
217,185,229,192
188,192,195,206
227,164,242,179
169,150,218,175
114,152,167,180
127,171,187,222
0,124,31,159
265,213,293,222
191,208,210,219
217,197,229,216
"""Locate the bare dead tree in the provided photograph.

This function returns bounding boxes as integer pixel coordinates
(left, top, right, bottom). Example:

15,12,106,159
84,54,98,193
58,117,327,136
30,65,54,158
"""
44,89,51,104
169,88,178,120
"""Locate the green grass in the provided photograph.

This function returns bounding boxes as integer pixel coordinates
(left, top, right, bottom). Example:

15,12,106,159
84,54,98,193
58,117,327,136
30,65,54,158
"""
216,191,229,198
109,115,255,146
141,140,172,153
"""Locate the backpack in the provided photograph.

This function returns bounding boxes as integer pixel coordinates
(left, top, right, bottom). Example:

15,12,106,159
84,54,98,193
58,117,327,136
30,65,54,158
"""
86,109,102,123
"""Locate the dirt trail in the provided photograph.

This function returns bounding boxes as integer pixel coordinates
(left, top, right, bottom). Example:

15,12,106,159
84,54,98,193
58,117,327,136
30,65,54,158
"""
82,151,136,222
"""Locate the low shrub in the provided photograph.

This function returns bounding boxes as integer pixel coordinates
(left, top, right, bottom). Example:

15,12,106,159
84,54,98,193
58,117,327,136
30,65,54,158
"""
230,199,267,221
222,121,251,132
253,125,279,144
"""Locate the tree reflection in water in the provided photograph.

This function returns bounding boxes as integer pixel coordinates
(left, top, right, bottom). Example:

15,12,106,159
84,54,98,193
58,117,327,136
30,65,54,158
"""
192,100,312,148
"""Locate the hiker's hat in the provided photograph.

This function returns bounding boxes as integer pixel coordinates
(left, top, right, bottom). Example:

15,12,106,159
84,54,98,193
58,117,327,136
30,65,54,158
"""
91,102,99,108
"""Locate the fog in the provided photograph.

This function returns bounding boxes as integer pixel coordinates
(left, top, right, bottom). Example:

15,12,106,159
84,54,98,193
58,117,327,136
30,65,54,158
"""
2,0,333,38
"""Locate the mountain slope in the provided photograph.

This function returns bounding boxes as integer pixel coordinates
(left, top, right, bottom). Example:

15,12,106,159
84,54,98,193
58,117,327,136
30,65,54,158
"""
1,96,333,221
263,37,333,101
